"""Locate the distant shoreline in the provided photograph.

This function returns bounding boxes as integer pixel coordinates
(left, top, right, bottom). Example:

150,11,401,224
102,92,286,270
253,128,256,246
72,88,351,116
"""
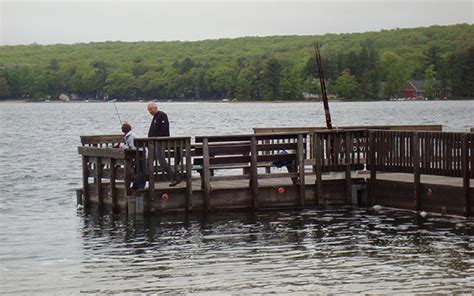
1,98,473,103
0,99,28,103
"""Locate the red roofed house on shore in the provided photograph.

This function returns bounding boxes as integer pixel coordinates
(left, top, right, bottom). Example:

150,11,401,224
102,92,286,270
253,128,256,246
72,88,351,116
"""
403,80,424,99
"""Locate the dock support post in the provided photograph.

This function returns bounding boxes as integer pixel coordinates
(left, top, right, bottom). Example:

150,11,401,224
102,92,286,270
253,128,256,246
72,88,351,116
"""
345,132,352,204
96,157,103,207
202,138,211,212
309,132,315,173
110,158,117,211
314,132,323,206
297,134,305,208
413,132,421,212
82,156,90,207
250,136,259,210
185,139,193,212
124,156,132,198
147,141,156,199
264,139,271,174
369,131,376,205
462,133,471,217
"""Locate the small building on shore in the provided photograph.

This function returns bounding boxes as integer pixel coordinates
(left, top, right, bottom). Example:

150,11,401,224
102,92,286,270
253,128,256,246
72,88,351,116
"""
403,80,424,99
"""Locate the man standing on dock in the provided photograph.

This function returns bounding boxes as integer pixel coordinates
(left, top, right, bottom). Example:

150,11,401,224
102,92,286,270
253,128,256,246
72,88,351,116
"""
147,102,181,186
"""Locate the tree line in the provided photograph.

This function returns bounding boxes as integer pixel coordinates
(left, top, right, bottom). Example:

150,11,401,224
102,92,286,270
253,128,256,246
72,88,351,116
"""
0,24,472,101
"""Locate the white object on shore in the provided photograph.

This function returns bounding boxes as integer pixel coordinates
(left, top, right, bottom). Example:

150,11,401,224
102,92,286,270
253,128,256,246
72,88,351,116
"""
420,211,428,217
372,205,382,211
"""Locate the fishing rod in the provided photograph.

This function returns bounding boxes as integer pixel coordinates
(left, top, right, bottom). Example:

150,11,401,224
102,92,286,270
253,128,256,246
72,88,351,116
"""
112,99,123,125
314,44,333,129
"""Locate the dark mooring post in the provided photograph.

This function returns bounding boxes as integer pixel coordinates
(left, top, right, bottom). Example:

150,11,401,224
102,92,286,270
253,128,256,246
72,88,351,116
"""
314,132,323,206
202,137,211,212
345,132,352,204
412,132,421,212
250,136,259,210
124,156,132,197
147,140,156,199
297,134,305,208
314,45,333,130
462,133,471,217
110,158,117,211
369,131,377,205
95,157,104,207
314,44,333,207
185,139,193,212
82,156,90,207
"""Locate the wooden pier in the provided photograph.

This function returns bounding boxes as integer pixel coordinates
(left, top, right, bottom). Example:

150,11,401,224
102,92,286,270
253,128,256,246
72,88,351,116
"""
77,125,473,217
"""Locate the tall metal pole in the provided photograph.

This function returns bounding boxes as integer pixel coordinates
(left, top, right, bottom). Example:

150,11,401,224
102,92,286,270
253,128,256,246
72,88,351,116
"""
314,45,333,129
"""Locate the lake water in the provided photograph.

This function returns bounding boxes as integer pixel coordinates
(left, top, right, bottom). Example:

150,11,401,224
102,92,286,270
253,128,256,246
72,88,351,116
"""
1,101,473,293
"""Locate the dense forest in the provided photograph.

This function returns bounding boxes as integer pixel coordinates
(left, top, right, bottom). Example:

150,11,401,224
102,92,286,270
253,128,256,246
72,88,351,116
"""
0,24,473,101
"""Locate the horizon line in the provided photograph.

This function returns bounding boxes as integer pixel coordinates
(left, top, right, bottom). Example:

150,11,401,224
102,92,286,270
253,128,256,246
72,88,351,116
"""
1,23,470,47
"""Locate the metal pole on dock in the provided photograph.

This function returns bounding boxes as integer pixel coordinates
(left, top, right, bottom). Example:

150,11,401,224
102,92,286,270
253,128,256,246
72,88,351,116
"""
314,44,333,130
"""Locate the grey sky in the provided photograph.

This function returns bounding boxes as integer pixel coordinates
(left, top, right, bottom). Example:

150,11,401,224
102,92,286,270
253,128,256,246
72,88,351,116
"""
1,0,472,45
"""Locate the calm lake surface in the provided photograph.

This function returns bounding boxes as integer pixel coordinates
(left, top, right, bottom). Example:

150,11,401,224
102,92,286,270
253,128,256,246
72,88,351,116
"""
1,101,473,293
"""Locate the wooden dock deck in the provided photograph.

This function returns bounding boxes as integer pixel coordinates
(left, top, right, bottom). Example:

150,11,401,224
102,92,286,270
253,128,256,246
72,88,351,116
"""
77,125,473,217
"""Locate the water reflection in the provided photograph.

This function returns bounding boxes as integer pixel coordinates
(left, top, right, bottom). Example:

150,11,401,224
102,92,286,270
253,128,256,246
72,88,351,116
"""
78,208,473,293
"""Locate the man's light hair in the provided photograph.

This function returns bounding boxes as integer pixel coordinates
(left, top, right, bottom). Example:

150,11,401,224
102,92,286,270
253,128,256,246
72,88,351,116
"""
147,101,157,108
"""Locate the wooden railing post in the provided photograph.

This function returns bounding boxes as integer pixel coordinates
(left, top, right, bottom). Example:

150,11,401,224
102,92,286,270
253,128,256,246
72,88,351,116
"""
264,139,271,174
314,132,323,206
345,132,352,204
202,137,211,212
82,156,90,207
369,131,376,205
147,140,155,198
309,133,314,171
297,134,305,208
250,136,259,210
96,157,103,207
110,158,117,210
413,132,421,212
462,133,471,217
124,156,132,197
185,138,193,212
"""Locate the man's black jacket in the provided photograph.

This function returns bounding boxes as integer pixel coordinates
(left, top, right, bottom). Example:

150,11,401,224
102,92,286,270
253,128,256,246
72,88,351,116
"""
148,111,170,137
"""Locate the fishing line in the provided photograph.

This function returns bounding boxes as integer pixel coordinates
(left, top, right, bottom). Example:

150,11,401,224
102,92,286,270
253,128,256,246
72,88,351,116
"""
112,100,123,125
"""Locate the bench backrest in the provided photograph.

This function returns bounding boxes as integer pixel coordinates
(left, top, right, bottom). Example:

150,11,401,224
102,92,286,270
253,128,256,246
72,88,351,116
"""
194,133,307,169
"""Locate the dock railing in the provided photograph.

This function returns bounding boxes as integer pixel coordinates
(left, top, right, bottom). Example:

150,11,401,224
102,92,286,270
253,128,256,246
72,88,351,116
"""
308,129,369,204
193,132,307,210
78,135,192,211
368,130,473,215
135,136,193,211
369,131,473,176
254,125,442,160
78,135,133,209
78,126,472,215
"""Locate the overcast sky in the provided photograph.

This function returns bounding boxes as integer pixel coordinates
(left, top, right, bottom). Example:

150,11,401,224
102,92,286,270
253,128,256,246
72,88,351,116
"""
0,0,472,45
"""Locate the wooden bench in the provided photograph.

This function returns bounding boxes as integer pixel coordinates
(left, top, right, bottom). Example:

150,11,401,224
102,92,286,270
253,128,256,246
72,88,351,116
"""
193,133,307,210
